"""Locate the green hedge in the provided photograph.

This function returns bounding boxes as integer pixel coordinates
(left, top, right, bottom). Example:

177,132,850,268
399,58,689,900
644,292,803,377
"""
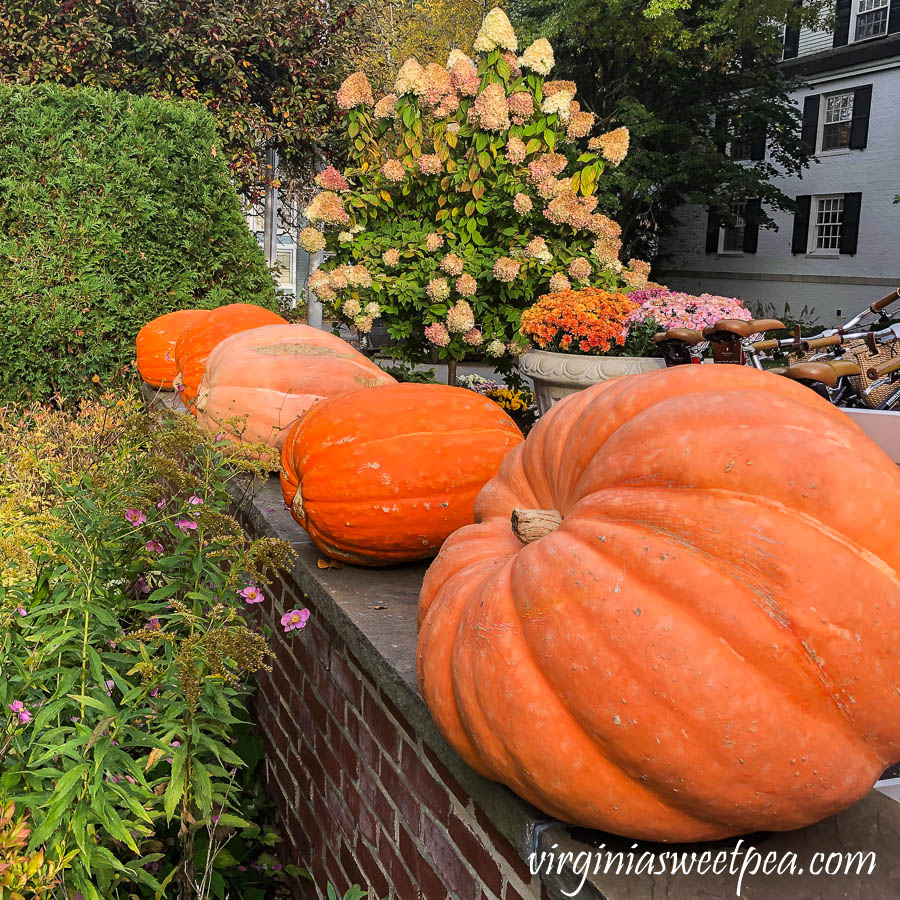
0,84,279,401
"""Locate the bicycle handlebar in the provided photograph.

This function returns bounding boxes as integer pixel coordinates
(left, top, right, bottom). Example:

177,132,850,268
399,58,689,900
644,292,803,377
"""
803,335,843,350
867,356,900,379
870,287,900,313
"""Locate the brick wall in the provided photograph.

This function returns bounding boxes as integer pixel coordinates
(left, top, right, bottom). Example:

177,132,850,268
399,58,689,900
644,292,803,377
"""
252,570,546,900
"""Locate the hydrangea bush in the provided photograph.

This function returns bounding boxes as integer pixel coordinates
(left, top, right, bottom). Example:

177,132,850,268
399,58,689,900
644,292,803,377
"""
301,8,649,381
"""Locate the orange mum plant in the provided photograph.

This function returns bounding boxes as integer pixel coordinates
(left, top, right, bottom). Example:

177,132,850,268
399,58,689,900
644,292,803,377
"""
519,287,638,355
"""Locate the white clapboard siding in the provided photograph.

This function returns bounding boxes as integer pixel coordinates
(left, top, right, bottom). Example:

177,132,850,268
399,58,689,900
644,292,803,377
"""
798,24,835,56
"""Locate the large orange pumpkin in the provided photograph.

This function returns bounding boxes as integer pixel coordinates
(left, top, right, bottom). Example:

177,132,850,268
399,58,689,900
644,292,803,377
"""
195,324,395,451
280,382,524,565
416,364,900,842
136,309,209,389
174,303,286,408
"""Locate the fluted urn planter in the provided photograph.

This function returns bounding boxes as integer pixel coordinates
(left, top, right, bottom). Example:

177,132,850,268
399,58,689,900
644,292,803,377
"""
519,349,666,414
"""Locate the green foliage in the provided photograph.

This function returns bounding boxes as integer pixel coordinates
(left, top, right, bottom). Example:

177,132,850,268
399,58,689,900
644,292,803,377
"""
0,394,300,899
509,0,832,257
305,12,648,379
752,301,822,338
0,84,278,403
0,0,362,200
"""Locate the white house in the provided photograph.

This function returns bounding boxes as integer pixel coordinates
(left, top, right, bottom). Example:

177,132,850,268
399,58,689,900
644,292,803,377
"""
656,0,900,325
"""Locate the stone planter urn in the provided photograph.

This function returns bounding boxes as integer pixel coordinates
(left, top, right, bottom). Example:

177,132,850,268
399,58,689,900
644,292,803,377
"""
519,349,666,414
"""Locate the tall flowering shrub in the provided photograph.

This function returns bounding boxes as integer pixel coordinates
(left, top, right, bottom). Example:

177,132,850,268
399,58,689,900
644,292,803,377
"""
302,9,648,380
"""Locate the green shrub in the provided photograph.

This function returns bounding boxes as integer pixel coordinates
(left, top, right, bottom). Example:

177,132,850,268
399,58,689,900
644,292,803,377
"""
0,84,278,402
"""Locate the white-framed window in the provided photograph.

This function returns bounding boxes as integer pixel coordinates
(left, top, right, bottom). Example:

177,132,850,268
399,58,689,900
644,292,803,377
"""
821,91,854,151
275,248,295,291
854,0,889,41
809,195,845,254
719,203,746,253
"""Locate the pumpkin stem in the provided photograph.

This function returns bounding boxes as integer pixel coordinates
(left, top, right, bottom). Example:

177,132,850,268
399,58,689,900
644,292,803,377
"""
194,387,208,413
291,483,305,520
511,508,563,543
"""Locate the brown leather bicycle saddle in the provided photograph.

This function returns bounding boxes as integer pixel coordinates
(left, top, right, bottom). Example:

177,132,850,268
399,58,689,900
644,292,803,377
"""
786,360,860,387
653,328,703,345
701,318,785,339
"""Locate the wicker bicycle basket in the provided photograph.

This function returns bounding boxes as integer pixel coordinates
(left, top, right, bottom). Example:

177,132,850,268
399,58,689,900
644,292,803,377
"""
843,339,900,408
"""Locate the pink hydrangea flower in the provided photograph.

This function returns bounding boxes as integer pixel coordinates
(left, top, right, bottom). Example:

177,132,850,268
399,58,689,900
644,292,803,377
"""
513,192,532,215
456,274,477,297
463,328,483,347
125,508,147,526
424,323,451,347
281,609,310,633
315,165,350,192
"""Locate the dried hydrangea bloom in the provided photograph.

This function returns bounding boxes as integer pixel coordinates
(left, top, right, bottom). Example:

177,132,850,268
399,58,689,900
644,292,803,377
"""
543,80,577,97
447,299,476,333
382,248,400,266
425,232,444,252
447,122,461,134
328,267,349,290
592,233,623,265
518,38,554,75
456,273,477,297
525,236,552,264
528,152,568,183
464,327,484,347
543,189,596,229
473,83,510,132
316,283,336,302
492,256,521,283
440,253,465,276
374,93,398,119
623,258,651,289
395,57,428,97
346,265,372,288
513,192,533,214
567,110,595,141
541,91,574,121
356,315,374,334
309,270,329,291
485,338,505,357
425,322,451,347
549,272,572,292
473,8,518,53
423,63,453,107
315,165,350,192
505,136,527,165
343,298,362,318
446,49,473,70
568,256,592,283
365,301,381,317
536,177,562,200
507,340,526,358
450,56,480,96
591,126,630,166
381,159,405,182
305,191,350,226
507,91,534,121
426,277,450,301
417,154,443,175
336,72,374,109
299,227,326,253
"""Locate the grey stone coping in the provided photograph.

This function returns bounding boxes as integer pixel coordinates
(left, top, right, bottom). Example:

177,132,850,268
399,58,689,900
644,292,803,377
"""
146,383,900,900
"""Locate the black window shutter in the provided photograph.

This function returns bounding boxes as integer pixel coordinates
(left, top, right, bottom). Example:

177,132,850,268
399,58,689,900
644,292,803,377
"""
890,0,900,35
784,25,801,59
706,208,720,254
840,193,862,255
713,113,727,155
743,199,762,254
834,0,852,46
792,195,812,254
850,85,872,149
749,123,766,161
800,95,820,154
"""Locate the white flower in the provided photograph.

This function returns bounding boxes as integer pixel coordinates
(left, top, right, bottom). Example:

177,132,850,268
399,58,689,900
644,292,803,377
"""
473,8,518,53
338,232,353,243
446,49,474,71
518,38,554,76
541,91,574,121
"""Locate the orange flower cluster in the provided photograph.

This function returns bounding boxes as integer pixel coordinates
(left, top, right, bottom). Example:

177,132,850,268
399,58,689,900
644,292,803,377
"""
519,287,638,354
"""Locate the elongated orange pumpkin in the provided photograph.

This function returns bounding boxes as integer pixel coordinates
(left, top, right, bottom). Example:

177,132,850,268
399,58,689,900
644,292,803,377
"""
417,365,900,842
280,383,524,565
195,324,395,451
136,309,209,389
174,303,286,408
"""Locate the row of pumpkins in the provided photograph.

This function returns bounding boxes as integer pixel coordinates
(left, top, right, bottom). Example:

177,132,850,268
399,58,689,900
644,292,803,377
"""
137,303,900,845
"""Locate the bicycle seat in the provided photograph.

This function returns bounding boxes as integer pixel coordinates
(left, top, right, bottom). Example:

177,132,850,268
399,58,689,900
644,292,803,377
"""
653,328,704,345
702,319,756,339
786,360,860,387
747,318,786,333
767,367,789,376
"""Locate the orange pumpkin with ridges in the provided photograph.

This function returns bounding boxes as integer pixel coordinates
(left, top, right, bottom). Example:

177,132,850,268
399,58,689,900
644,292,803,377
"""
195,324,395,452
280,382,524,566
136,309,209,389
416,365,900,842
174,303,286,408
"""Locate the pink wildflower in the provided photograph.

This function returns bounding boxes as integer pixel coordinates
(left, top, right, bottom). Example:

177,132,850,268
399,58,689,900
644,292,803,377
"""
146,539,164,553
176,519,197,533
240,585,264,605
125,508,147,526
281,608,310,633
